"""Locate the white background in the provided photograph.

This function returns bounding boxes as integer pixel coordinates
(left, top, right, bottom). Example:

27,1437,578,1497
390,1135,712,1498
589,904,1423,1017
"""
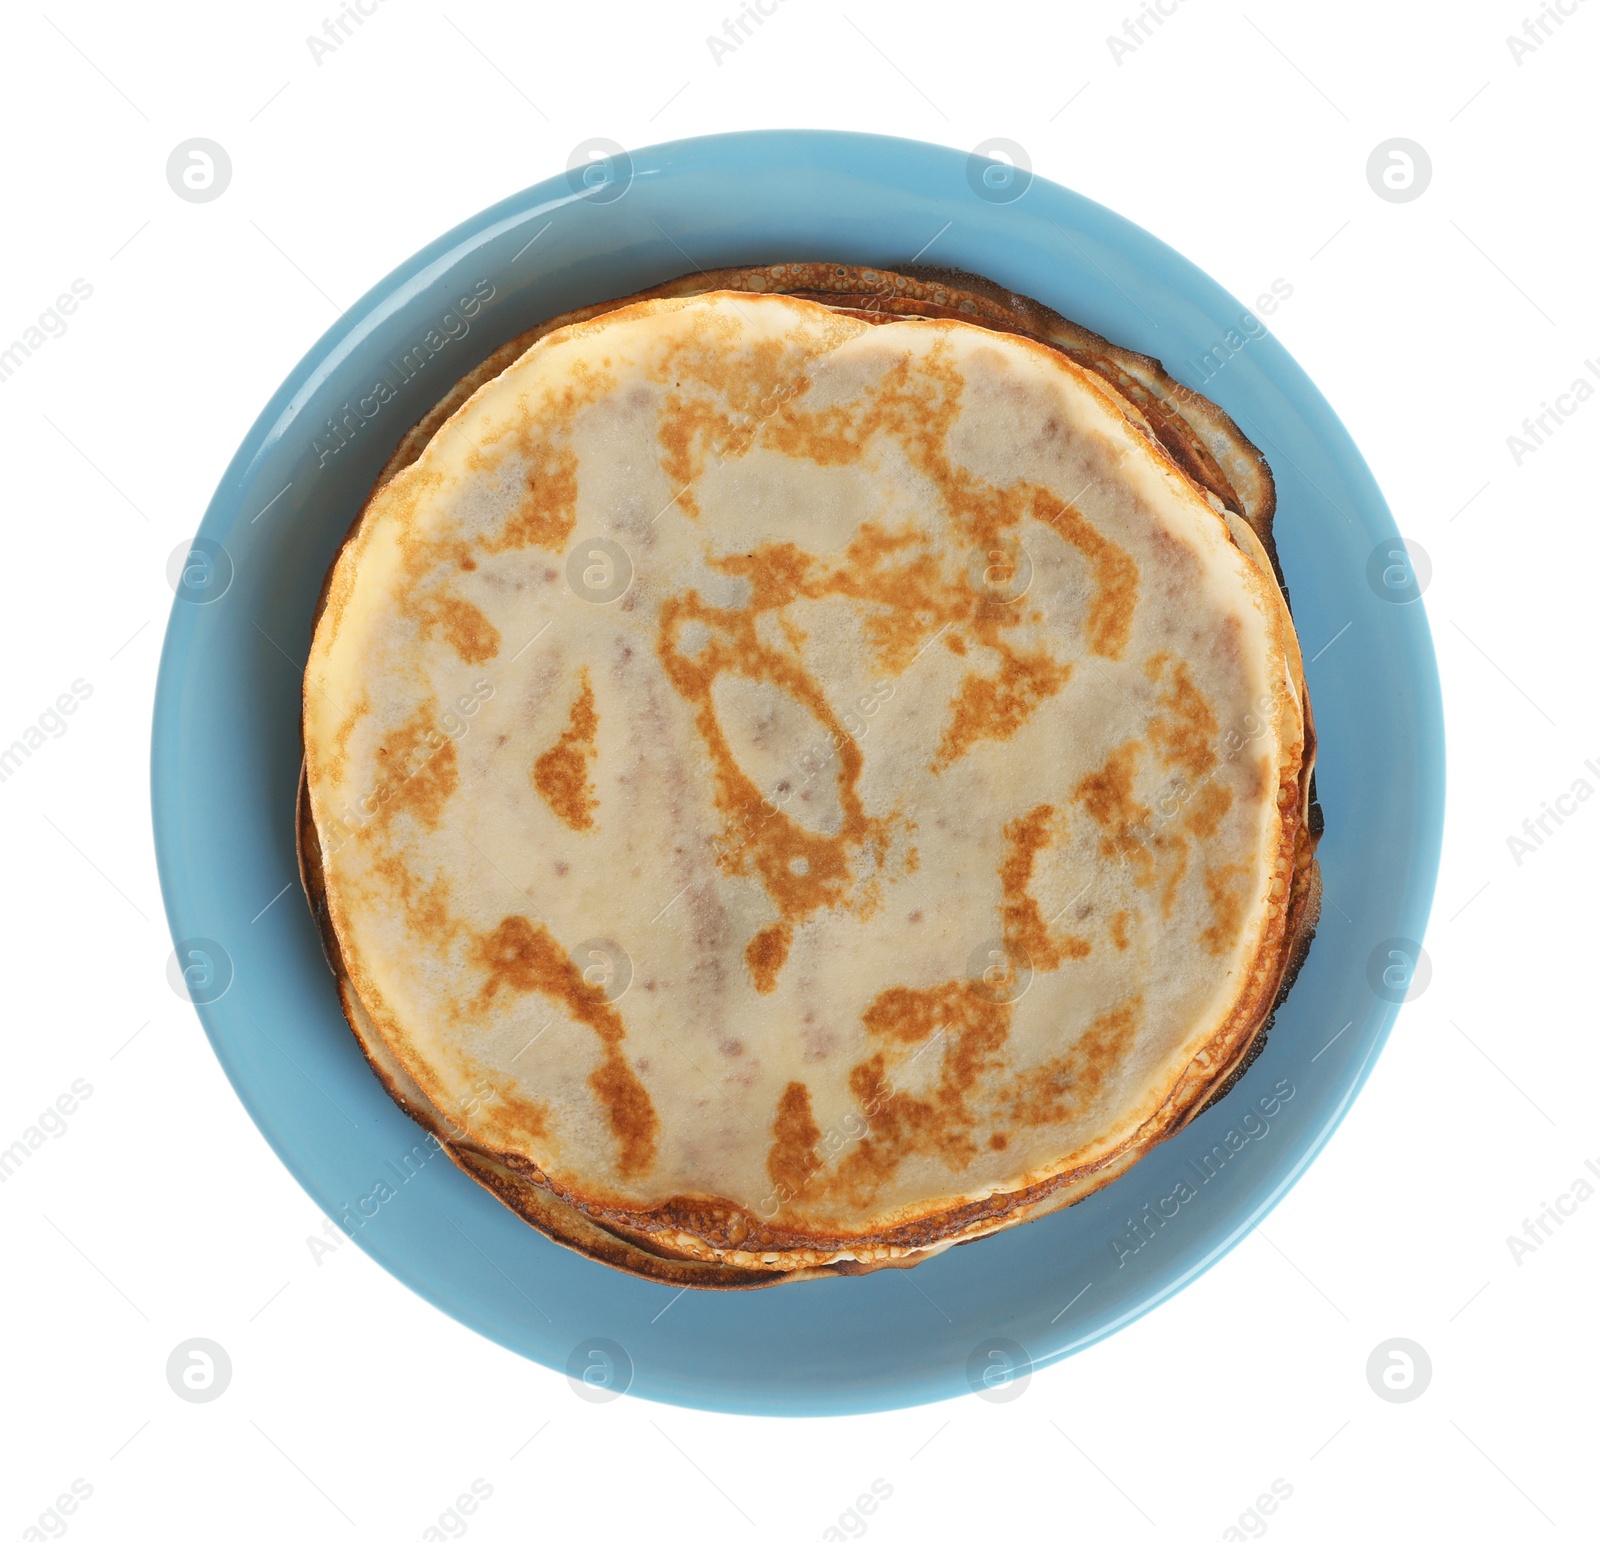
2,1,1596,1537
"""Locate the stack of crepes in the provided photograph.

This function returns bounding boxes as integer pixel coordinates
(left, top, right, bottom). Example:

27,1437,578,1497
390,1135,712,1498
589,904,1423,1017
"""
299,264,1321,1288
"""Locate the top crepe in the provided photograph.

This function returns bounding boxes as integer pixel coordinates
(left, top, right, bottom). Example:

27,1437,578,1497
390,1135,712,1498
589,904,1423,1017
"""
302,286,1315,1272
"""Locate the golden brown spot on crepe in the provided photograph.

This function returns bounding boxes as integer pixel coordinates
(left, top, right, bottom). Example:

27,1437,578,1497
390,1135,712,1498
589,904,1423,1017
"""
934,650,1073,772
470,1076,549,1146
379,463,447,569
472,358,613,553
651,326,833,517
414,591,500,665
654,397,721,519
1146,652,1218,777
998,804,1090,968
368,706,459,832
766,1080,822,1202
880,990,1012,1097
1200,863,1252,956
862,983,952,1044
765,350,937,468
484,439,579,553
745,921,792,994
533,670,598,831
476,916,658,1178
1110,911,1131,949
774,513,1072,776
800,523,935,674
1009,997,1142,1126
1185,782,1234,839
812,978,1011,1196
330,691,370,770
1249,751,1274,804
1075,741,1150,838
1077,661,1230,911
369,854,462,944
588,1058,660,1181
1156,836,1190,919
825,982,1013,1198
1035,489,1140,657
1073,741,1191,907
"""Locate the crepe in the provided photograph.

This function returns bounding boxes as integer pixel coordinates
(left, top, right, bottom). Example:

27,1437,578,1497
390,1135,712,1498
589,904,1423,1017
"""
300,266,1320,1284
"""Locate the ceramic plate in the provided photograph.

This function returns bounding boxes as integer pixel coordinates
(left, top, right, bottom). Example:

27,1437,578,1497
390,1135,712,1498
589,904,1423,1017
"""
152,129,1443,1415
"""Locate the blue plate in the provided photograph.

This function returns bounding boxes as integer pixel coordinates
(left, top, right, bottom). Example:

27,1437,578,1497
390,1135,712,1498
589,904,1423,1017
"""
152,130,1443,1415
